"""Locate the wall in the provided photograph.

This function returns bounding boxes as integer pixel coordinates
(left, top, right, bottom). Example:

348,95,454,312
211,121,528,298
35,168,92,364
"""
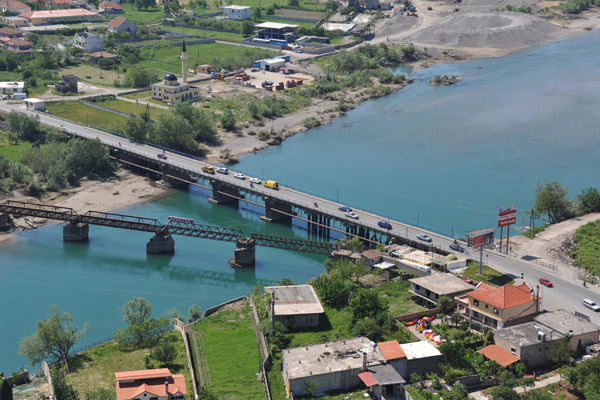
248,296,272,400
288,368,362,397
394,308,440,323
203,296,247,317
407,355,441,377
173,318,199,399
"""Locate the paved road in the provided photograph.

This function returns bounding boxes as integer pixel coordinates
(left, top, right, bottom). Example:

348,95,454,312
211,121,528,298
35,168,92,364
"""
2,101,600,323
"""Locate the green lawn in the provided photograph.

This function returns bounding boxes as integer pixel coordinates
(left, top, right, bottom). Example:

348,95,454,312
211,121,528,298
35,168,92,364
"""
571,220,600,276
191,301,264,399
183,0,325,12
372,280,425,316
96,98,170,119
0,132,32,162
462,262,514,286
120,3,165,24
46,101,128,134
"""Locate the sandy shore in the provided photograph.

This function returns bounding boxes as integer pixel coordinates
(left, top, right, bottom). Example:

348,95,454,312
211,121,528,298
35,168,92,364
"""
0,170,168,243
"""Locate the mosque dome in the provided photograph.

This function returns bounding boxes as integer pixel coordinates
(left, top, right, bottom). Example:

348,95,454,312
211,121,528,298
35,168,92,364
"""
163,73,177,82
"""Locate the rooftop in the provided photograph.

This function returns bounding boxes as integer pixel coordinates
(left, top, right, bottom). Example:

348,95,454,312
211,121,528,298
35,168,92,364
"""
377,340,406,361
400,340,442,360
0,27,23,35
224,4,251,9
21,9,98,19
264,284,324,316
283,337,376,379
254,22,299,29
115,368,172,381
359,363,405,387
108,16,128,28
468,284,538,309
534,309,600,337
362,249,382,261
373,261,396,270
477,345,520,367
494,322,557,347
100,1,123,8
88,51,117,57
410,273,474,295
115,369,186,400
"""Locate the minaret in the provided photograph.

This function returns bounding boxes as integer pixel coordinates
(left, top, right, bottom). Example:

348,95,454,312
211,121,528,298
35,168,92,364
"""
181,40,188,84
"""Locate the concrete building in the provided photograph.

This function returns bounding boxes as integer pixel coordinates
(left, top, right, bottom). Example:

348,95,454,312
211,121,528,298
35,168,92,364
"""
361,249,382,267
377,340,407,377
358,363,406,400
99,1,123,13
254,22,299,42
493,321,561,369
73,31,104,52
399,341,442,377
264,284,325,328
87,51,119,65
223,5,251,20
534,309,600,350
20,9,100,25
107,16,137,36
0,0,30,14
49,0,72,9
409,273,473,308
151,41,200,103
55,75,77,94
115,368,186,400
23,98,45,111
0,81,25,95
2,16,28,27
258,58,286,72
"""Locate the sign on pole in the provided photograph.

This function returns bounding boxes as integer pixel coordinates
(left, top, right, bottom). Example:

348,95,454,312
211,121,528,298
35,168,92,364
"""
498,207,517,227
466,227,495,249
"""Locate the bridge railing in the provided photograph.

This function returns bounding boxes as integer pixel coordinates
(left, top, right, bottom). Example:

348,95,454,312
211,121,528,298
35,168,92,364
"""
84,211,162,226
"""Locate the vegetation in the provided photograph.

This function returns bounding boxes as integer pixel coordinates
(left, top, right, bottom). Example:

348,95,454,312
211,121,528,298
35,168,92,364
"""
113,297,171,348
560,0,600,14
570,220,600,276
462,262,514,286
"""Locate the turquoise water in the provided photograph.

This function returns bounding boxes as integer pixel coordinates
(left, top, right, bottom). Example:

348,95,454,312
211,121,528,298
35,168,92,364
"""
2,30,600,372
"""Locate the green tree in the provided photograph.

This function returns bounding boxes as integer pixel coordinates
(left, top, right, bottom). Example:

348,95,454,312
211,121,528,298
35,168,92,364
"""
311,271,354,307
288,0,299,6
550,335,574,366
125,116,151,142
188,304,202,323
173,102,217,142
304,379,317,397
151,337,177,366
439,340,469,369
51,369,77,400
120,297,152,326
0,379,13,400
125,66,155,88
66,138,112,177
534,180,572,224
197,387,218,400
490,386,519,400
349,290,385,321
577,187,600,214
221,108,236,131
84,388,116,400
277,278,294,285
6,111,43,142
241,20,254,36
151,113,197,154
19,305,89,364
437,295,453,312
339,236,365,252
167,308,184,321
444,383,468,400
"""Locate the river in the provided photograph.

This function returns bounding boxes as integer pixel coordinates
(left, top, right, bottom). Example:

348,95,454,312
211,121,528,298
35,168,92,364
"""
1,29,600,373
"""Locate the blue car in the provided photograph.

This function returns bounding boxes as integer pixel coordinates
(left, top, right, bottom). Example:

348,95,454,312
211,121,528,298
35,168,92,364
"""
338,206,352,212
378,220,392,230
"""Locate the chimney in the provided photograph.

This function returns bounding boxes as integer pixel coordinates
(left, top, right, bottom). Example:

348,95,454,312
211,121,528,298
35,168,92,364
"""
361,351,367,371
165,380,169,396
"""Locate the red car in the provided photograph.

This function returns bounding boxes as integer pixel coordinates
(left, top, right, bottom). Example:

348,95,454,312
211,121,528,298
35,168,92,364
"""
539,278,553,287
157,153,167,160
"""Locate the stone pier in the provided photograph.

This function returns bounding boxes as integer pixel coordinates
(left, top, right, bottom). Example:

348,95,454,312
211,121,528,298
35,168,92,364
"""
63,223,89,241
209,180,241,205
230,237,256,268
146,229,175,254
261,197,294,222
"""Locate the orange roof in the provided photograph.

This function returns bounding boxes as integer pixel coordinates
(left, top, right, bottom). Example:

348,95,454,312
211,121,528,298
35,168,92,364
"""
115,368,172,381
468,284,537,310
478,345,520,367
21,9,97,19
108,16,127,28
88,51,117,57
100,1,122,8
115,369,186,400
358,371,378,387
476,282,495,291
377,340,406,361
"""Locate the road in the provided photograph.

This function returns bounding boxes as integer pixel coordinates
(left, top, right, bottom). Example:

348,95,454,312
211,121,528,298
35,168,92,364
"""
2,101,600,324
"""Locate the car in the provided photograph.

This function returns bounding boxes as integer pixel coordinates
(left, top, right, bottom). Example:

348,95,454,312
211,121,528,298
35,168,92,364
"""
338,206,352,212
583,299,600,312
539,278,553,287
378,220,392,230
216,167,228,174
450,243,465,252
202,166,215,174
234,173,246,180
0,94,7,100
249,177,262,184
345,212,359,219
573,311,591,322
416,233,433,242
157,153,167,159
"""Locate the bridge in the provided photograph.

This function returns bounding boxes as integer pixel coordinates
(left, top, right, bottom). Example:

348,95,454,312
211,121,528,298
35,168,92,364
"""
0,200,337,267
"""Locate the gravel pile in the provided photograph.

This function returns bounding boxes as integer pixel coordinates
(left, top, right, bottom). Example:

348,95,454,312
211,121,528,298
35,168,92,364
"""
407,12,560,48
460,0,539,12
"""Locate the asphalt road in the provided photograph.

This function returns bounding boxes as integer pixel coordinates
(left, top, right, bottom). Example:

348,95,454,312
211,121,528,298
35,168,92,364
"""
2,101,600,324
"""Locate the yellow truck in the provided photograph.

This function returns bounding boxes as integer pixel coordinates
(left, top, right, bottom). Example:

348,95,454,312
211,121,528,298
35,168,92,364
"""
263,180,279,189
202,166,215,174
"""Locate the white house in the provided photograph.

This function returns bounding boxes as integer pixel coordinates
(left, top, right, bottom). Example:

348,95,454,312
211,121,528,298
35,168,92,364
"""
107,16,137,37
0,81,24,95
73,32,104,52
24,98,45,111
223,5,251,20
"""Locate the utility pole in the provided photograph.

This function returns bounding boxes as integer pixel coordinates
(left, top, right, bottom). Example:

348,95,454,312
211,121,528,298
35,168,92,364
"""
536,285,540,313
479,246,483,275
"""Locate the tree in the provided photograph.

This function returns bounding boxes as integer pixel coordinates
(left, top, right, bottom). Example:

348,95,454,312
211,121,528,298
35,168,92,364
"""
437,295,453,312
439,340,469,369
150,113,197,154
534,180,572,224
6,111,42,142
19,305,89,364
304,379,317,397
288,0,299,6
450,313,462,327
188,304,202,323
311,271,354,307
444,384,468,400
220,108,236,131
197,387,218,400
125,116,151,142
550,336,574,366
241,20,254,36
173,102,217,142
277,278,294,285
66,138,112,177
120,297,152,326
151,337,176,366
114,316,171,347
577,187,600,214
490,385,519,400
349,290,385,321
0,379,13,400
50,369,77,400
125,66,155,88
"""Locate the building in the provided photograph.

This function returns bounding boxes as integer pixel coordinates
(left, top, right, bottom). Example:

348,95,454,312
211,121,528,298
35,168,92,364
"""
20,9,100,25
377,340,407,377
99,1,123,13
264,284,324,328
456,283,539,330
107,16,137,36
329,249,362,264
73,32,104,52
477,344,521,367
0,81,25,95
223,5,251,20
254,22,299,42
0,0,31,14
409,273,473,308
258,58,286,72
2,16,28,27
87,51,118,64
358,363,406,400
55,75,77,94
49,0,73,9
151,41,200,103
534,309,600,350
115,368,186,400
0,27,24,38
4,37,32,53
361,249,382,267
399,341,442,377
23,98,45,111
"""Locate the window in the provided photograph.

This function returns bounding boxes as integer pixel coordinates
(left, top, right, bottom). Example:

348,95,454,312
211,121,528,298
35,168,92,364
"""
510,346,516,354
473,300,479,306
493,308,499,314
539,347,542,352
485,304,488,309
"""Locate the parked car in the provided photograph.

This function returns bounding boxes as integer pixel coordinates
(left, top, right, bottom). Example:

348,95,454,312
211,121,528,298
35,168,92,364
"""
539,278,553,287
450,243,465,252
216,167,228,174
338,206,352,212
234,173,246,180
249,177,261,184
345,212,359,219
583,299,600,312
202,166,215,174
1,94,7,100
378,220,392,230
416,233,433,242
157,153,167,159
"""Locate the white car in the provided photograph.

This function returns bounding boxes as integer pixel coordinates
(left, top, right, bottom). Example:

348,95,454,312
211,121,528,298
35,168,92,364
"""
345,212,359,220
234,173,246,180
217,167,228,174
249,177,261,184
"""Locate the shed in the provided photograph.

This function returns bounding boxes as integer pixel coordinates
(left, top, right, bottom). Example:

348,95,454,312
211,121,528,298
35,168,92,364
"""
399,341,442,377
358,363,405,400
259,58,286,72
361,249,382,266
264,284,324,328
23,98,45,111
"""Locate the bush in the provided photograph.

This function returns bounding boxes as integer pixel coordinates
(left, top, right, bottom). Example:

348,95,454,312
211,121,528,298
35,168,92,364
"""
302,117,321,129
258,130,270,141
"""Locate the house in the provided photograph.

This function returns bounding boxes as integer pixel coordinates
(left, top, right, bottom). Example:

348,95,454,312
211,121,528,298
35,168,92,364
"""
107,16,137,36
0,27,24,38
0,81,25,95
223,5,251,20
373,261,397,280
99,1,123,13
1,16,28,27
264,284,324,328
48,0,73,9
55,75,77,94
23,98,45,111
358,363,406,400
456,283,539,330
196,64,213,74
254,22,299,42
493,321,561,369
329,249,362,264
477,344,521,367
20,9,100,25
4,37,32,53
361,249,382,267
87,51,118,65
399,341,442,377
115,368,186,400
0,0,31,14
409,273,473,308
377,340,407,377
73,32,104,52
533,309,600,350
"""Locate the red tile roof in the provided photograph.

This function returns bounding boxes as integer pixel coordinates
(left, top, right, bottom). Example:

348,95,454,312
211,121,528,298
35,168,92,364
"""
100,1,122,9
3,0,30,10
478,345,520,367
468,284,537,310
0,27,23,36
21,9,97,19
115,368,172,381
6,37,31,46
377,340,407,361
88,51,117,58
108,16,127,28
358,371,378,387
115,369,186,400
476,282,495,291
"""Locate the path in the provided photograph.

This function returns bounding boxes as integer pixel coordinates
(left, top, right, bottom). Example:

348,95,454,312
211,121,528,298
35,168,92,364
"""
469,374,561,399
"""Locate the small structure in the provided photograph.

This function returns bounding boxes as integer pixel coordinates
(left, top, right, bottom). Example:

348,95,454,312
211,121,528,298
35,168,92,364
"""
99,0,123,13
264,284,324,328
0,27,24,38
373,261,397,280
330,248,362,264
20,9,100,25
0,0,31,14
409,273,473,308
0,81,25,95
87,51,119,64
49,0,72,9
258,58,286,72
358,363,406,400
254,22,299,42
23,98,45,111
534,309,600,349
115,368,187,400
178,8,194,17
477,344,520,367
3,37,32,53
377,340,407,377
493,321,559,368
399,340,442,377
73,31,104,52
361,249,382,267
196,64,213,74
223,5,251,20
107,16,137,36
55,75,78,94
1,16,28,27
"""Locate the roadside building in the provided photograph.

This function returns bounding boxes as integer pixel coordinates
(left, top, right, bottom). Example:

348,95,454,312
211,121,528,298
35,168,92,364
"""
0,81,25,95
493,321,560,368
55,75,78,94
329,249,362,264
115,368,186,400
254,22,299,42
87,51,118,65
196,64,213,74
0,27,24,38
409,273,473,308
73,31,104,52
223,5,251,20
23,98,45,111
99,1,123,13
4,37,32,53
49,0,73,9
107,16,137,36
534,309,600,350
264,284,324,328
477,344,521,367
399,340,442,377
258,58,286,72
0,0,31,14
20,9,100,25
361,249,382,267
2,16,28,27
152,73,200,103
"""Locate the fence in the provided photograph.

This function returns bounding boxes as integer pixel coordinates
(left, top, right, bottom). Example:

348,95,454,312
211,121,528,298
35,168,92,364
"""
167,22,240,34
81,99,132,118
203,296,248,318
249,296,272,400
173,318,199,399
394,307,441,323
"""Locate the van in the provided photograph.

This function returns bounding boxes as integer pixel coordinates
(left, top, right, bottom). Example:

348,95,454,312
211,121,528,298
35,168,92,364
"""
264,180,279,189
583,299,600,312
11,93,27,100
418,266,431,274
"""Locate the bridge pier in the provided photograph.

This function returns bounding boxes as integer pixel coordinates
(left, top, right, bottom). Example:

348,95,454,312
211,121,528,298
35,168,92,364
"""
63,223,89,241
229,237,256,268
0,213,10,231
162,166,193,188
209,180,241,205
147,229,175,254
261,197,294,222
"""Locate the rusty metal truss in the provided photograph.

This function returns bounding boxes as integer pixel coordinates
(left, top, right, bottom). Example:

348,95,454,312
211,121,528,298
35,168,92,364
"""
251,232,337,255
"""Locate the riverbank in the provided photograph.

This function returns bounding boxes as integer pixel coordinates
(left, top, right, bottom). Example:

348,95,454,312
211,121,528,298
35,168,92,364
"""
0,170,169,243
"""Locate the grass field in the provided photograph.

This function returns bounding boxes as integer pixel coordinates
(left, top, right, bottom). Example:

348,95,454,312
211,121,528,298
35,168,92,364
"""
462,262,515,286
46,101,128,134
0,132,32,162
67,333,193,397
191,302,264,399
58,64,121,87
372,280,425,316
120,3,165,24
96,98,170,119
571,220,600,276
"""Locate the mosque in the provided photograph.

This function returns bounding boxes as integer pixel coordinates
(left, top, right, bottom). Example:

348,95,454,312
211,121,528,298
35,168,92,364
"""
151,40,200,103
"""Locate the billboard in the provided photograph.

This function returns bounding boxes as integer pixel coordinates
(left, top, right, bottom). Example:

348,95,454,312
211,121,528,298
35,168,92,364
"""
498,207,517,228
467,227,495,249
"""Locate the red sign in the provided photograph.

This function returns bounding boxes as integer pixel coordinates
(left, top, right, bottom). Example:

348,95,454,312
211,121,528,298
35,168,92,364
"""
467,227,495,248
473,234,485,248
498,208,517,227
